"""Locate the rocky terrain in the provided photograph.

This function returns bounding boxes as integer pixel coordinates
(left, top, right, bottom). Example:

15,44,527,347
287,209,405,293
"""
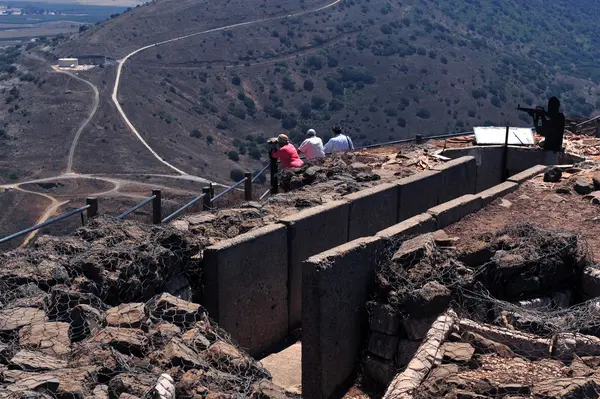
0,218,296,398
363,223,600,398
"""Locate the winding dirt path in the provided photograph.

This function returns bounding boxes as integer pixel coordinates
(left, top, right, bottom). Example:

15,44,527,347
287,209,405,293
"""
111,0,343,176
51,66,100,174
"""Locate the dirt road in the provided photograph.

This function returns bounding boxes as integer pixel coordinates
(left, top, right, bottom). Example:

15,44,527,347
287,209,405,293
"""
52,67,100,174
111,0,343,177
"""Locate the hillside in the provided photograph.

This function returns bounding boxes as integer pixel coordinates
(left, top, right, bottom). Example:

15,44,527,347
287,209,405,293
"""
51,0,600,179
0,0,600,242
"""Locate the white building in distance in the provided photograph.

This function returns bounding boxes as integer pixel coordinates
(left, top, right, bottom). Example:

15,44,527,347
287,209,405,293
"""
58,58,78,68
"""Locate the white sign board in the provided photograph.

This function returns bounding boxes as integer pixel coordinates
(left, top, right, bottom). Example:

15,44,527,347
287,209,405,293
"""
473,127,535,146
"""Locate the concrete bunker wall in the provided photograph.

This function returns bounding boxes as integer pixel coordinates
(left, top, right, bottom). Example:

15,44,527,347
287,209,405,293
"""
441,146,559,192
202,224,289,356
280,201,351,330
199,159,544,359
301,165,548,398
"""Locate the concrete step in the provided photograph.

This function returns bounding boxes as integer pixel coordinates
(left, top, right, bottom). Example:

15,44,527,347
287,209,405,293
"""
260,341,302,396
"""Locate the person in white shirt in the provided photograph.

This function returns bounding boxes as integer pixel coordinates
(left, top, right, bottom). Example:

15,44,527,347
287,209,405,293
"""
298,129,325,161
323,126,354,154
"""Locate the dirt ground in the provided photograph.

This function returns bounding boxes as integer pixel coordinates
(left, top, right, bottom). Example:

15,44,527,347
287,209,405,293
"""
446,178,600,261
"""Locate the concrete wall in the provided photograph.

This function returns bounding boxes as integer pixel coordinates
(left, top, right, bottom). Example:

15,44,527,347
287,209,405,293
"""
202,224,288,356
280,200,351,330
346,183,399,241
301,175,540,398
198,148,551,362
433,156,477,203
441,146,504,192
303,236,386,399
442,146,560,190
396,170,442,222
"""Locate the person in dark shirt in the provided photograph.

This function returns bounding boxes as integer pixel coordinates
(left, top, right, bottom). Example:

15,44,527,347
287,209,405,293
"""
539,96,565,152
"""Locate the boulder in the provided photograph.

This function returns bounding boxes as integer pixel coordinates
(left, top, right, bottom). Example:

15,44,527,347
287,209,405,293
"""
108,373,158,398
575,178,594,195
0,258,69,288
150,322,182,346
10,350,67,371
544,167,563,182
90,327,148,356
154,338,207,369
368,332,399,360
69,304,105,342
402,282,451,316
147,293,204,327
5,367,97,398
369,303,401,335
581,266,600,299
69,343,119,372
177,369,209,398
182,328,212,352
593,173,600,191
92,384,109,399
19,322,70,357
460,331,514,358
106,303,147,328
432,230,455,247
205,341,252,372
4,373,59,394
251,380,291,399
0,307,45,332
392,234,436,267
441,342,475,364
47,285,106,321
532,377,600,398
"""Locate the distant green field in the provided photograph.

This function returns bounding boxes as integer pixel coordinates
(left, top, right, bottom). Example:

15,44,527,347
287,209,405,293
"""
0,1,128,24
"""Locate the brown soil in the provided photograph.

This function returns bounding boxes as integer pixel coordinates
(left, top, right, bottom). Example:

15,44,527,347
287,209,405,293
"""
446,180,600,261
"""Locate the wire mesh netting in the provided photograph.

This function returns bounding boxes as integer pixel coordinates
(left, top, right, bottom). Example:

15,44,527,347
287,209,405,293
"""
0,217,290,398
367,223,600,399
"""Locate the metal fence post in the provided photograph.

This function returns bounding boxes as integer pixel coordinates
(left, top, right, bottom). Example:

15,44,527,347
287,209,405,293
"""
86,197,98,220
270,156,278,195
202,187,211,211
244,172,252,201
502,126,510,181
416,134,423,144
152,189,162,224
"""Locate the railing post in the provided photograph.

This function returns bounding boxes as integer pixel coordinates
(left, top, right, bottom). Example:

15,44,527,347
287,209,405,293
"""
202,187,211,211
502,125,510,181
86,197,98,220
244,172,252,201
270,156,278,195
152,189,162,224
416,134,423,144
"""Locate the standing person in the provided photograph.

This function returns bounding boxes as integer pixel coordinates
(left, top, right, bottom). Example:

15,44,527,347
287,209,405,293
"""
268,134,304,169
539,96,565,152
298,129,325,161
323,125,354,154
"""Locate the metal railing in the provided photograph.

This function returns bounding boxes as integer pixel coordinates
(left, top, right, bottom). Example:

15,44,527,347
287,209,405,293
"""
162,192,206,224
0,198,97,245
118,190,162,224
0,130,483,247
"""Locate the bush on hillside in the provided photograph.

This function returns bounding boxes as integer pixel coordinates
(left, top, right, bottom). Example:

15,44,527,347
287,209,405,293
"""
230,168,244,182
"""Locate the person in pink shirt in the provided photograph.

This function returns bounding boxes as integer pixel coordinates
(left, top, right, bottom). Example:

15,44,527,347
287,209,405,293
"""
269,134,304,169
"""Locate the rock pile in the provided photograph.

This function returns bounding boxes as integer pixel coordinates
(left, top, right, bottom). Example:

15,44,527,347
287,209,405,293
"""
364,223,594,393
0,218,292,398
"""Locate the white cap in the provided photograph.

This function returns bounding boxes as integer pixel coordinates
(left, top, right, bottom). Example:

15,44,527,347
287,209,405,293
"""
307,129,316,136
